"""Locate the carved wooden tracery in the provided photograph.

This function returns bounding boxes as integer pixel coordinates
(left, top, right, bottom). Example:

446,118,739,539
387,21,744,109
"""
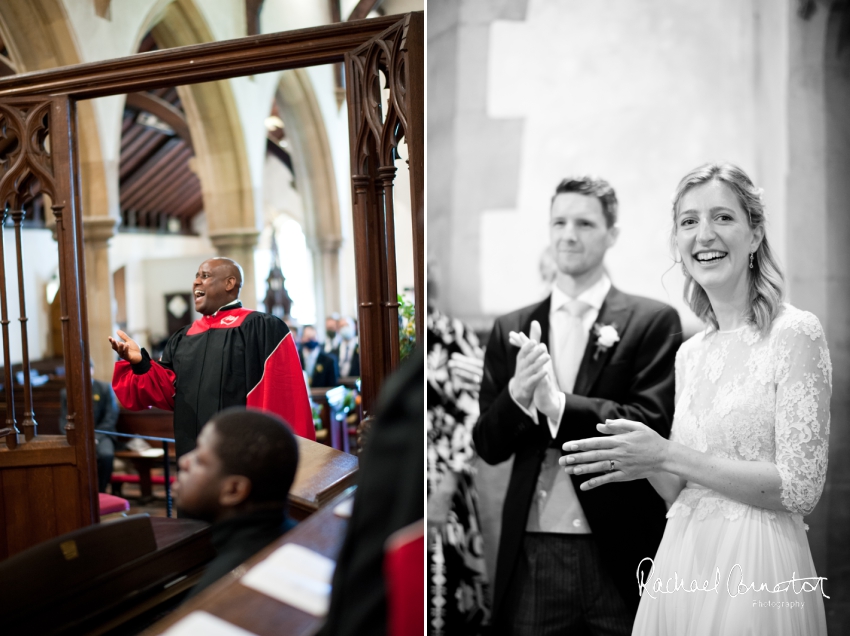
345,13,423,412
0,14,422,557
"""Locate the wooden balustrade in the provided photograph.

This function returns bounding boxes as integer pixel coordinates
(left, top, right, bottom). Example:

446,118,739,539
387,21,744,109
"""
0,210,16,448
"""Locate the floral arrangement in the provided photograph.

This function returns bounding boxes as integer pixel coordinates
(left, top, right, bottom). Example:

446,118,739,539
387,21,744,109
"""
311,401,323,430
398,292,416,361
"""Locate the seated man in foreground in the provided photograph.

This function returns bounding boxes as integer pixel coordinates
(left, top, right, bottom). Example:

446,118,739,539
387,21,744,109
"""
173,407,299,599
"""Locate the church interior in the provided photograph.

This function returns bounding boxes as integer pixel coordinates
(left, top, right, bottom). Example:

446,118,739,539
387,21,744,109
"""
430,0,850,633
0,1,423,634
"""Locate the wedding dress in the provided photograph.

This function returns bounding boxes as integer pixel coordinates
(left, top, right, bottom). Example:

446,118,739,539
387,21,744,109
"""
632,305,830,635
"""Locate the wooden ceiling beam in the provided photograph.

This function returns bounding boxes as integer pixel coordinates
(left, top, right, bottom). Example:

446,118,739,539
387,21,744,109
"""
118,123,147,152
172,189,204,219
120,139,187,203
118,133,170,181
125,91,192,147
120,126,164,162
347,0,383,21
143,167,198,213
0,54,16,78
121,112,136,135
123,149,194,210
155,186,202,221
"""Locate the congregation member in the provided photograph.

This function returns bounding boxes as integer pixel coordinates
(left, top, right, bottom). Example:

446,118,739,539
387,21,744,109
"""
474,176,681,635
174,407,299,599
427,301,490,634
109,257,315,458
333,315,360,378
299,324,339,388
324,314,340,354
60,361,119,493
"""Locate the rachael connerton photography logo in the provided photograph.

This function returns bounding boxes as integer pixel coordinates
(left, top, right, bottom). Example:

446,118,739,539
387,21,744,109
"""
636,558,829,602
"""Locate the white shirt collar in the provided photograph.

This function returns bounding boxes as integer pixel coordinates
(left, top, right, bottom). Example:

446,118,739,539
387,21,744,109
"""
550,274,611,314
210,300,241,316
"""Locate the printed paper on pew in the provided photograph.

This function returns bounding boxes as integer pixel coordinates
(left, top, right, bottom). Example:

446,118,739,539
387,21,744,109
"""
241,543,336,616
161,611,258,636
333,497,353,518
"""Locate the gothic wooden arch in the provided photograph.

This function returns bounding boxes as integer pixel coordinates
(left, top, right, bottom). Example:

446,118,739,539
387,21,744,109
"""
0,12,423,557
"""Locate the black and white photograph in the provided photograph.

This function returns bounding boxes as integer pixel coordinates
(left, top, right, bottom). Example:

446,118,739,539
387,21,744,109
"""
428,1,849,634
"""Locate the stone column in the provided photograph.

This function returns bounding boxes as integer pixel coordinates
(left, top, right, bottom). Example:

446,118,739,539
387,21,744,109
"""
82,216,118,382
307,235,342,336
209,229,260,309
318,236,342,317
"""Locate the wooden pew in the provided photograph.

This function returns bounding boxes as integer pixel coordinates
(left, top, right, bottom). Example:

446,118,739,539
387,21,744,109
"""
143,490,355,636
0,433,358,634
0,514,214,636
289,437,358,520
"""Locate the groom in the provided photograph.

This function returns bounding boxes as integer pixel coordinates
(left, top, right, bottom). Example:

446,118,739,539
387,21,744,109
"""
474,176,682,635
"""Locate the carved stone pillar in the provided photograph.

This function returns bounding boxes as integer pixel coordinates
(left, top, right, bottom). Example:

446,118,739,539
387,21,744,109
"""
82,216,118,382
209,229,260,309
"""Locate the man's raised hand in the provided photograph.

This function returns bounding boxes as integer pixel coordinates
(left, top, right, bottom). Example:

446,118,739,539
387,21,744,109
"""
108,330,143,364
508,320,551,409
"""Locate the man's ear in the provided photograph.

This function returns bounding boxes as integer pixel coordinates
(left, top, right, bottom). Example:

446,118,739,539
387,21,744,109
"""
606,224,620,248
219,475,251,507
225,276,237,293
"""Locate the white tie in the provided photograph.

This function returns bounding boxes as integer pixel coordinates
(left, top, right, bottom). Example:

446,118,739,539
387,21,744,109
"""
552,300,590,394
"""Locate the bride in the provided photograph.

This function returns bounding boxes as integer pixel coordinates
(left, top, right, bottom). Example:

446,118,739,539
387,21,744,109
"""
560,162,829,635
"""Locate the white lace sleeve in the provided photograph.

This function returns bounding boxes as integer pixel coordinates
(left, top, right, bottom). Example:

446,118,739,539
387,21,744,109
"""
674,342,686,407
773,311,832,516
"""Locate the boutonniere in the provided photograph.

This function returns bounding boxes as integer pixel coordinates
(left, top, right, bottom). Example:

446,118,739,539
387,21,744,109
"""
592,323,620,360
316,363,324,373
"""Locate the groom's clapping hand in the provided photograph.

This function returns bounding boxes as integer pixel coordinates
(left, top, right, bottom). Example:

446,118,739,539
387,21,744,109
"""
508,320,551,410
508,320,561,421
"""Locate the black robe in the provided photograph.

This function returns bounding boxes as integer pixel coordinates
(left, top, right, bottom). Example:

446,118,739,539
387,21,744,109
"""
113,303,314,457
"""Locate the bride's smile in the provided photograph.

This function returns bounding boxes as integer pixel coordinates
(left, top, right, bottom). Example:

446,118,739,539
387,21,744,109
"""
675,179,763,305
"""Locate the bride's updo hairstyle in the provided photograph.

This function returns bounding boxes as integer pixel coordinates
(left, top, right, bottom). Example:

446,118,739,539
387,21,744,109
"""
671,162,785,334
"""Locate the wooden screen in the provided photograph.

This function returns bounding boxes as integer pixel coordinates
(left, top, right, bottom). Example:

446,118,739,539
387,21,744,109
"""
0,96,98,558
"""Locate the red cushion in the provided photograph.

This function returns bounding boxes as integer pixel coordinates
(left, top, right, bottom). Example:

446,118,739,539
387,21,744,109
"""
110,474,175,484
110,474,140,483
98,492,130,515
384,520,424,636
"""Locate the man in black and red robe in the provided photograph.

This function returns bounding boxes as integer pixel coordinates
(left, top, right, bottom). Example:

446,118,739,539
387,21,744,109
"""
109,257,315,458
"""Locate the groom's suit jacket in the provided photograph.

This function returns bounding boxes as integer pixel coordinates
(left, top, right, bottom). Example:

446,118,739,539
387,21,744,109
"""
474,286,682,623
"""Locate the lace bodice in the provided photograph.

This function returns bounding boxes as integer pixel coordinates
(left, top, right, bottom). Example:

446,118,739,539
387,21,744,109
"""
668,305,831,522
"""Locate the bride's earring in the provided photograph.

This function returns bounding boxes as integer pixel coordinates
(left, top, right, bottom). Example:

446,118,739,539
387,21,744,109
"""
749,252,754,269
